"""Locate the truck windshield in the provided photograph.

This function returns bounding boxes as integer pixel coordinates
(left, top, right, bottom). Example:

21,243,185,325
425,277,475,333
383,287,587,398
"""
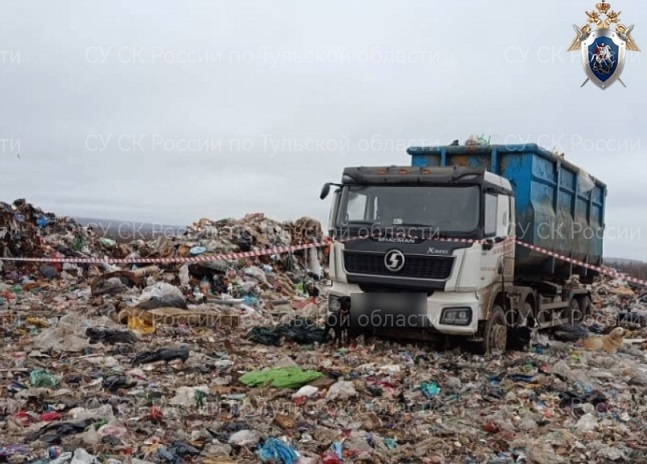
335,185,480,235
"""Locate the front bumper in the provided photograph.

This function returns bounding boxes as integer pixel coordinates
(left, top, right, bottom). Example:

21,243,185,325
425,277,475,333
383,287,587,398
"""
327,282,480,336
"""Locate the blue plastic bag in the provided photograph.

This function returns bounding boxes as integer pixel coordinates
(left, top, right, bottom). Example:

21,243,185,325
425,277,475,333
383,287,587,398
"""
257,438,299,464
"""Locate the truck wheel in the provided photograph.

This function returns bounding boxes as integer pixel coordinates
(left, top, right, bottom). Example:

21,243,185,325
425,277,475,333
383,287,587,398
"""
568,297,583,324
475,305,507,355
579,295,592,322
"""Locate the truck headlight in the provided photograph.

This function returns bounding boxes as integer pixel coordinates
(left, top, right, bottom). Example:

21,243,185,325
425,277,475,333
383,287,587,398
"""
440,307,472,326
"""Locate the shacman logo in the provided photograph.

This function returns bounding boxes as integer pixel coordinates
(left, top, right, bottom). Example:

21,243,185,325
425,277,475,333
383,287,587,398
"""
567,0,640,89
384,249,405,272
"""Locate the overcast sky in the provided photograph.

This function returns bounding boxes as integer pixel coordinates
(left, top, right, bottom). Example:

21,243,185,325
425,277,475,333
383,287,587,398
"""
1,0,645,260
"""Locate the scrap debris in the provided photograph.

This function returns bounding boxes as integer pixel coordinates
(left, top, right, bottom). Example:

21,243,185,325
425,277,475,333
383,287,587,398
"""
2,200,647,463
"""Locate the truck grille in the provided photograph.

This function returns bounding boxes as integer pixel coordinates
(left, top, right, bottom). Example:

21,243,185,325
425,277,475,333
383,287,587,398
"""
343,252,454,280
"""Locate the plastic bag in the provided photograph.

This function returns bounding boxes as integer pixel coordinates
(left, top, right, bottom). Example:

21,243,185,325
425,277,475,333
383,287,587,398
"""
30,369,59,388
99,238,116,248
257,438,299,463
70,448,100,464
243,266,268,284
420,382,441,398
97,421,129,440
170,386,210,407
292,386,319,398
326,380,357,400
228,430,261,447
307,248,321,277
576,413,597,432
465,134,490,146
139,282,184,303
179,264,190,286
578,169,596,193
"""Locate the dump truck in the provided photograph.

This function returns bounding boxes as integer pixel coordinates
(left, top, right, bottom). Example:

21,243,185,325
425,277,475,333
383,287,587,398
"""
319,143,607,353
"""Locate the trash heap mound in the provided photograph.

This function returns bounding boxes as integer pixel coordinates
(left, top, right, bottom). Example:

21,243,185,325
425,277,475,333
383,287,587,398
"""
0,199,106,266
2,201,647,463
1,199,327,293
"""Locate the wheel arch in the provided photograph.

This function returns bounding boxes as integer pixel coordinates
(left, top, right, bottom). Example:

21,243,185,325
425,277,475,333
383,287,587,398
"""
481,282,505,320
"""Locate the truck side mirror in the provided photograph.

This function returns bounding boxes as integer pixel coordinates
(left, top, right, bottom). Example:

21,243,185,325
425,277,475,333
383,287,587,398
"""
320,183,331,200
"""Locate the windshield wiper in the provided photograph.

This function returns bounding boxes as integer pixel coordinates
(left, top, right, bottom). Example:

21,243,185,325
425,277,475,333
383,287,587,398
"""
338,221,377,226
397,223,437,228
364,223,441,238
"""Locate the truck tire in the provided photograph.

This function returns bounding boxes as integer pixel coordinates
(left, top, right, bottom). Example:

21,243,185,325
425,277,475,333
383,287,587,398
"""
474,305,507,355
579,295,592,322
568,298,582,324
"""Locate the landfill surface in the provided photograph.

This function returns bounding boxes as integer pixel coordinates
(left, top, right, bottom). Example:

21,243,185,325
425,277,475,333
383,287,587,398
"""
3,199,647,464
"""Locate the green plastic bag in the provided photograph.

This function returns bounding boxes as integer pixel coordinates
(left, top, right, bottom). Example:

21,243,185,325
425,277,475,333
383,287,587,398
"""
30,368,58,388
239,367,323,389
420,382,441,398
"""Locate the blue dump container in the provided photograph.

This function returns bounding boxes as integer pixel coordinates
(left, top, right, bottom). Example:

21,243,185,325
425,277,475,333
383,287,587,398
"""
407,144,607,280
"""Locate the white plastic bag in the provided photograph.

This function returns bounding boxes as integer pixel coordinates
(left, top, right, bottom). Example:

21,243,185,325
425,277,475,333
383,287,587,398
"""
578,169,596,193
139,282,184,302
326,380,357,400
179,264,190,286
228,429,261,446
308,248,321,277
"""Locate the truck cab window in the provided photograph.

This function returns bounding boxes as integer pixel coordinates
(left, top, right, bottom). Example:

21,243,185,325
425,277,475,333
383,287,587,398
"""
336,185,479,235
344,192,368,222
485,193,497,236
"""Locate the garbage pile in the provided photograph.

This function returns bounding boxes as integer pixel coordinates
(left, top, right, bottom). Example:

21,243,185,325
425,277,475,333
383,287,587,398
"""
1,199,327,270
0,199,104,272
3,202,647,463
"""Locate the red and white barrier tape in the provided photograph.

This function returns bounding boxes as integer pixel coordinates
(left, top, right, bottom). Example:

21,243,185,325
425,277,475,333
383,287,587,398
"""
0,235,361,265
0,234,642,286
514,240,641,285
417,236,636,284
0,242,327,264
